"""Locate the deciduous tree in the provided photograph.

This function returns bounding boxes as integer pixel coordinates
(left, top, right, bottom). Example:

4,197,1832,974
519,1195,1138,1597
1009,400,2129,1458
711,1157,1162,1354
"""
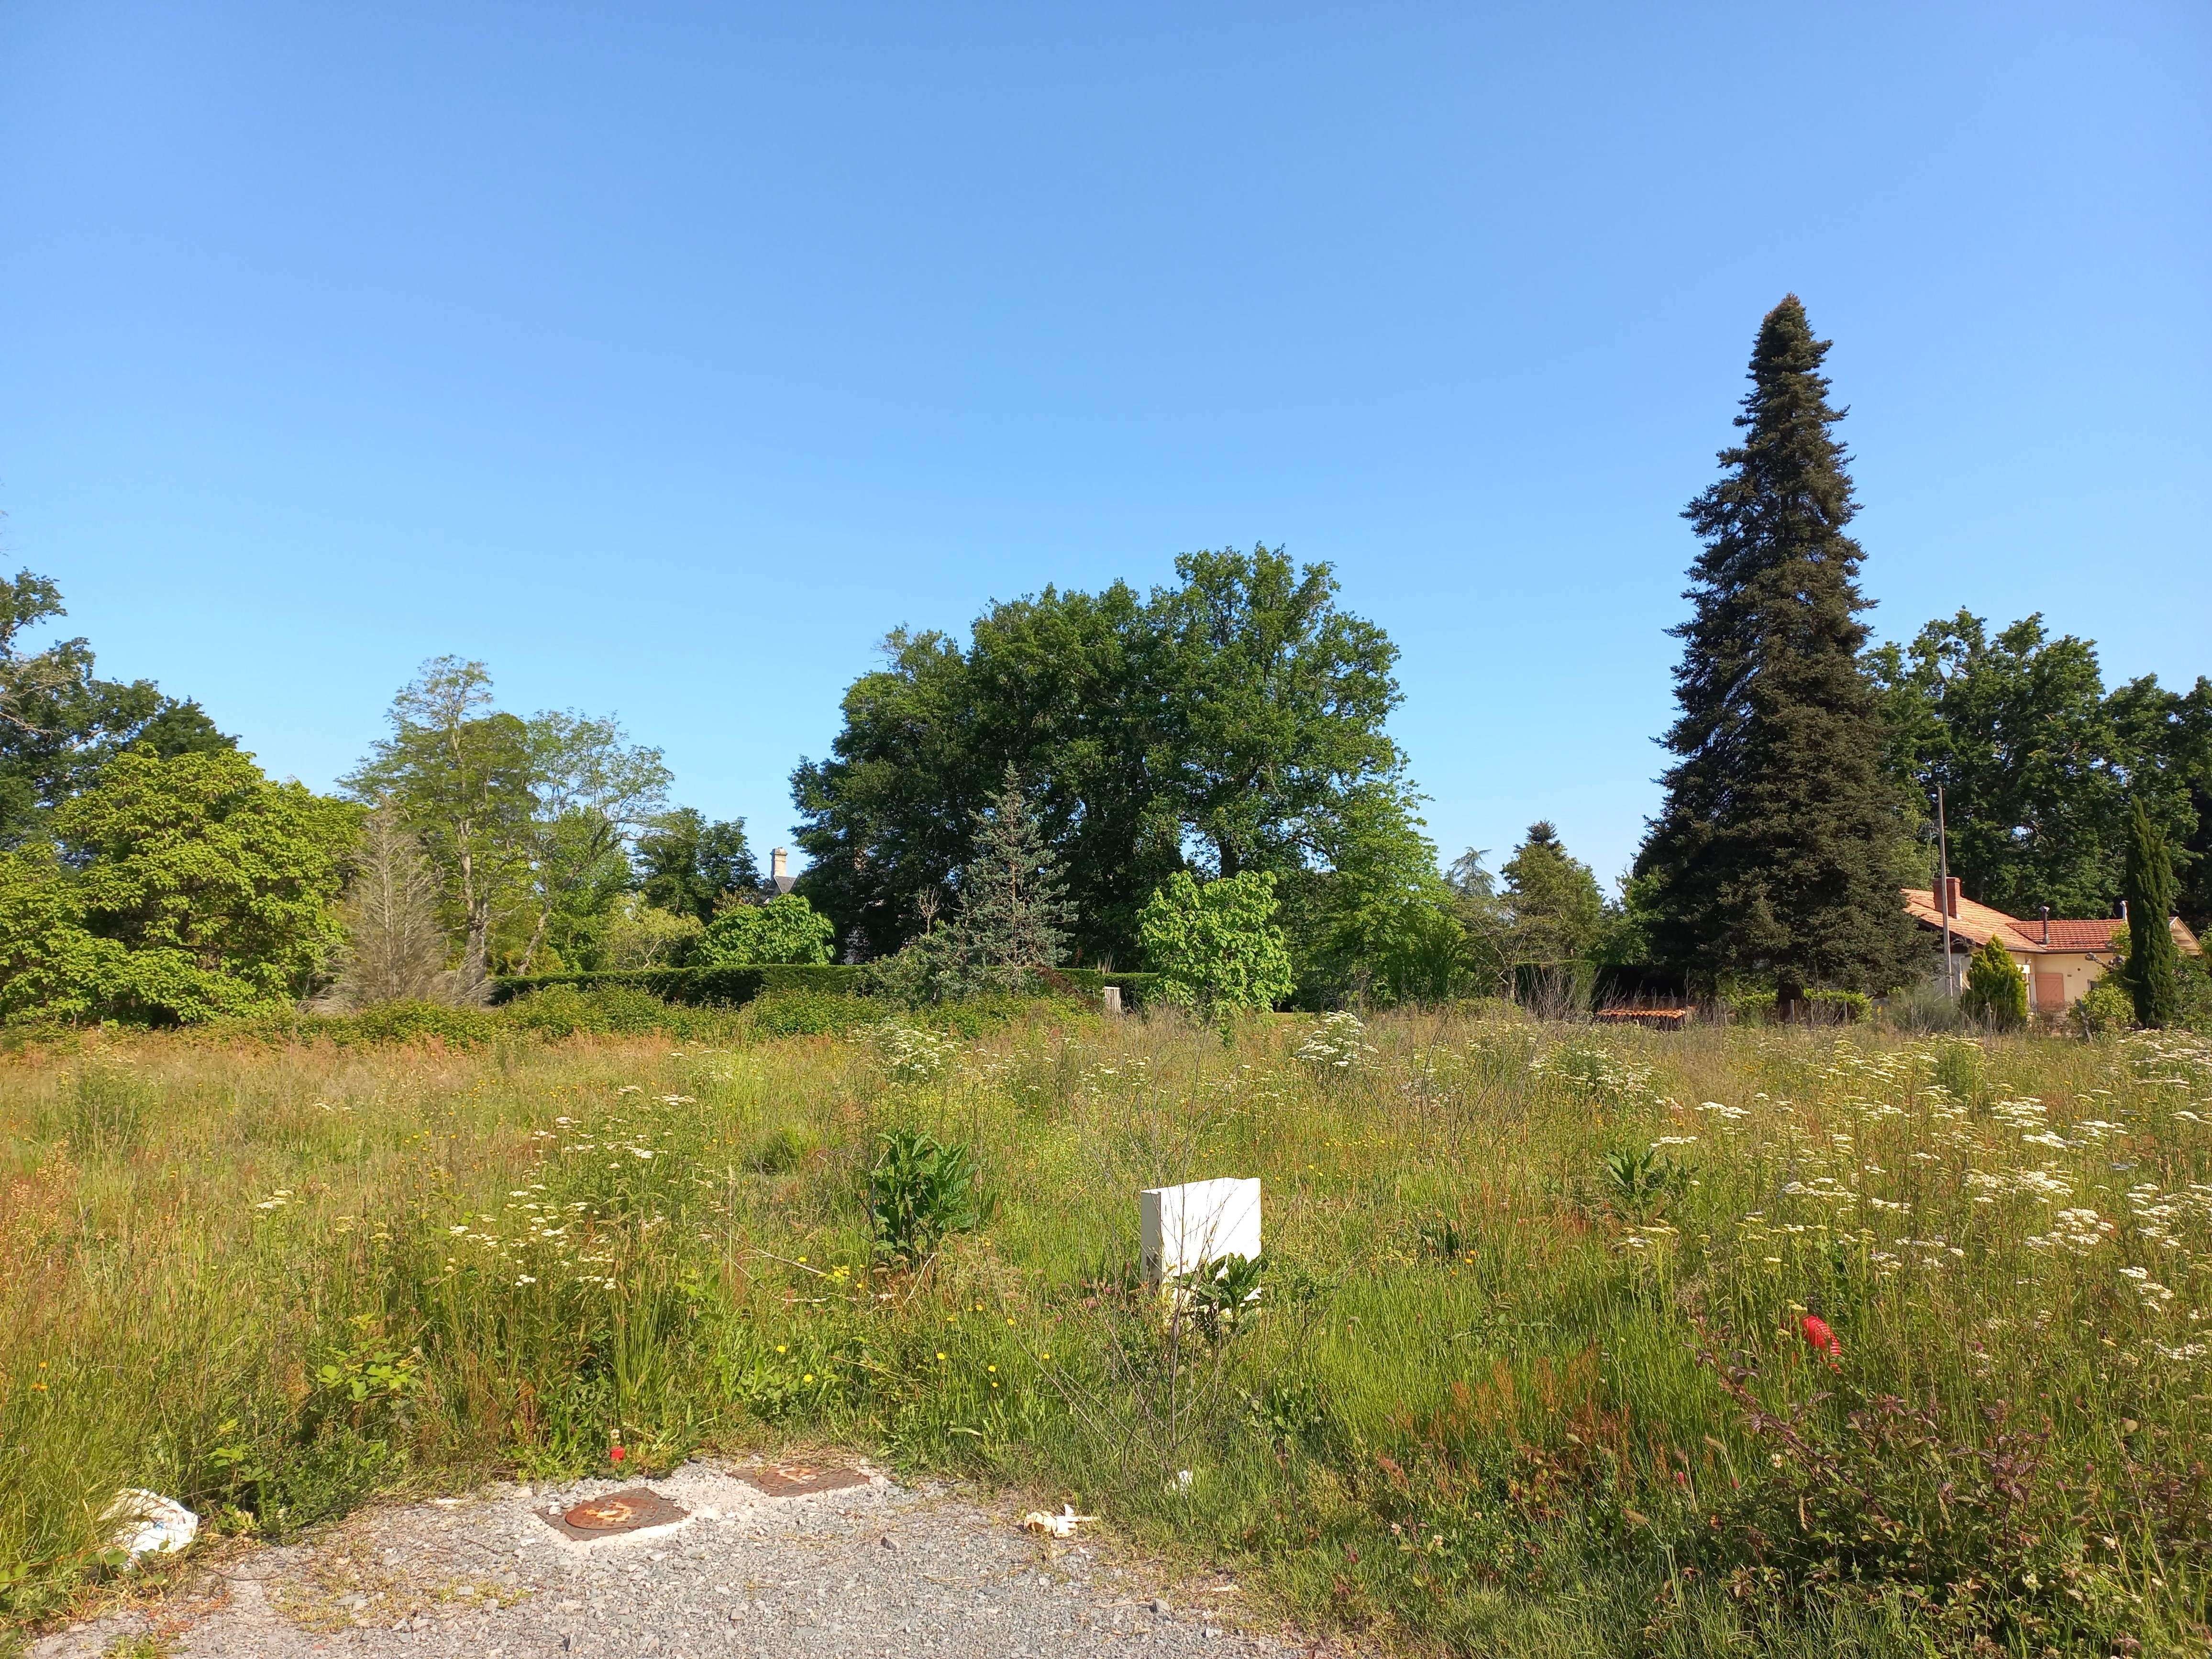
513,711,669,973
793,547,1409,974
344,659,533,997
637,808,761,922
50,748,356,1021
695,893,836,966
0,569,232,847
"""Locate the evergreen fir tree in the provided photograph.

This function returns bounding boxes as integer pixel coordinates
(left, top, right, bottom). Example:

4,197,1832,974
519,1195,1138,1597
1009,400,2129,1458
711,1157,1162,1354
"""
2124,797,2180,1028
1500,821,1607,969
1636,297,1922,1004
948,766,1071,992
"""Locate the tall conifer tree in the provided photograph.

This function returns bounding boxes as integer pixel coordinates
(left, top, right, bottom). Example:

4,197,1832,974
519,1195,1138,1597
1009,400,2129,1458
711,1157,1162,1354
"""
2124,797,2180,1029
1636,297,1920,1002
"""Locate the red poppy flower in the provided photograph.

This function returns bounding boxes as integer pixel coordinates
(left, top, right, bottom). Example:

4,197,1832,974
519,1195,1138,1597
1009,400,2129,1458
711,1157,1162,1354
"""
1800,1314,1841,1367
609,1445,627,1462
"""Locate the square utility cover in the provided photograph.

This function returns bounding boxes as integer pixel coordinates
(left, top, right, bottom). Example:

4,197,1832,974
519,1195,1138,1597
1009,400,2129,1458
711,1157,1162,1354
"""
741,1464,871,1497
538,1487,689,1541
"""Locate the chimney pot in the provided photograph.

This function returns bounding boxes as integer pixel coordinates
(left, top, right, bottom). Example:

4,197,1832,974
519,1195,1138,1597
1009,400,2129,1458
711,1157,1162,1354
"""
771,847,796,896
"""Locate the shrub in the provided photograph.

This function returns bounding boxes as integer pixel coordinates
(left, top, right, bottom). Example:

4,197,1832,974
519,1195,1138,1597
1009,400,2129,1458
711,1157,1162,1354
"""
2079,975,2135,1036
498,983,675,1037
1138,870,1294,1013
1960,936,2028,1030
695,894,836,967
866,1128,986,1265
236,998,499,1047
745,988,875,1038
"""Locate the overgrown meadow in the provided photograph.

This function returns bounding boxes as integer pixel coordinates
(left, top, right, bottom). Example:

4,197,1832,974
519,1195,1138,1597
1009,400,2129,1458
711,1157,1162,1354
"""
6,998,2212,1656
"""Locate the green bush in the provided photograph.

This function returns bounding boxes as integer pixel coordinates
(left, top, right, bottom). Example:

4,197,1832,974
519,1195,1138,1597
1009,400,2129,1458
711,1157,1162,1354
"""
217,999,500,1048
1960,936,2028,1031
498,983,679,1037
489,962,866,1006
2079,975,2135,1035
745,988,876,1038
867,1128,986,1265
1138,870,1294,1012
694,894,837,967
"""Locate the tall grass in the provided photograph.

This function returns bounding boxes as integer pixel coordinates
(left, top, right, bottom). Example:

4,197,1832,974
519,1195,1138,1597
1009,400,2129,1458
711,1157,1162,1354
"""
4,1003,2211,1655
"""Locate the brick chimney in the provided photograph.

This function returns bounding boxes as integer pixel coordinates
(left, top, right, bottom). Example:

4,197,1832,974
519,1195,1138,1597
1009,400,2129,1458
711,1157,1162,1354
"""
1943,876,1961,917
771,847,796,896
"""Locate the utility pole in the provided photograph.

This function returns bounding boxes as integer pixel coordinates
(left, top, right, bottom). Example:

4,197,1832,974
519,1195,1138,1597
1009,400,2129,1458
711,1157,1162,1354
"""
1936,784,1956,998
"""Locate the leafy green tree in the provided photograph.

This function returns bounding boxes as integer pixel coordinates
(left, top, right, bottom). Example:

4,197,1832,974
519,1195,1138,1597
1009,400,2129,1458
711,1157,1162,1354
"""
2113,673,2212,934
695,893,836,966
0,570,232,847
346,661,669,984
637,808,761,922
1636,297,1922,1002
1146,548,1404,881
792,548,1409,970
344,659,534,996
0,841,115,1019
1959,935,2027,1031
793,589,1168,963
1139,870,1294,1012
1444,848,1514,996
600,896,705,969
1874,613,2143,917
0,748,359,1022
1288,785,1461,1005
2124,798,2181,1029
512,711,670,973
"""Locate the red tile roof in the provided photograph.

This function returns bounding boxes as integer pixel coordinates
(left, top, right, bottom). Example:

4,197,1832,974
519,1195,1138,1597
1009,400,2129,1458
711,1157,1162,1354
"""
2004,918,2123,952
1902,889,2201,958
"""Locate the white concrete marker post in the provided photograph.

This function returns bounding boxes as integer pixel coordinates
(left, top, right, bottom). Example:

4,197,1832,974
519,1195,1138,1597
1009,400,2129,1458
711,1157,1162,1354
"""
1139,1177,1261,1282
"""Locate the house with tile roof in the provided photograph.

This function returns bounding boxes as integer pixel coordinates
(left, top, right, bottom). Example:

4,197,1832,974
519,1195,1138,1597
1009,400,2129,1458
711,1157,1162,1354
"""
1903,879,2203,1015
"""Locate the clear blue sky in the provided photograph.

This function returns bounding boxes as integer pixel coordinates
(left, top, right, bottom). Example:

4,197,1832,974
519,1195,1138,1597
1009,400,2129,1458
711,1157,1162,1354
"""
3,3,2206,888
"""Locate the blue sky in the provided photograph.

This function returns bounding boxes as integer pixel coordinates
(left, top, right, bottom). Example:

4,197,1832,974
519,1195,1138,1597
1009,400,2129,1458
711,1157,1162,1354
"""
3,3,2206,888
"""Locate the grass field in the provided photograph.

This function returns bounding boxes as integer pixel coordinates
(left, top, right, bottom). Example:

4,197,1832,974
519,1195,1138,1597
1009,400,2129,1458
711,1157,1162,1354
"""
5,999,2212,1655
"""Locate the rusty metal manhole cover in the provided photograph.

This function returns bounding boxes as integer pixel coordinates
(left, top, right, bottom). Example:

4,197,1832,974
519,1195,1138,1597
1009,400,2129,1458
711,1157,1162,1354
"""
537,1487,688,1541
741,1463,871,1497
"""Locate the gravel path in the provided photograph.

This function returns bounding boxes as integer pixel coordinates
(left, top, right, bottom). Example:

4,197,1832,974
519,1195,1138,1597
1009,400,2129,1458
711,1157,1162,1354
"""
31,1460,1338,1659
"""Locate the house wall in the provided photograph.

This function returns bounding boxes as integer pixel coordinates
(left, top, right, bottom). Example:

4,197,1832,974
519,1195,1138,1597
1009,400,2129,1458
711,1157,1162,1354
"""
2005,948,2110,1012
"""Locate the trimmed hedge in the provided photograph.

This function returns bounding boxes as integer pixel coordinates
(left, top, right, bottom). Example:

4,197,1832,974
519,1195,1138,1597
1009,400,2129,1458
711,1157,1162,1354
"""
488,963,1160,1008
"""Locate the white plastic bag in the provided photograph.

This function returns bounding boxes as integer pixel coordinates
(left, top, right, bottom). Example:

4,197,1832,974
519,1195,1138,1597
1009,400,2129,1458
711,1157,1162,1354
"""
104,1491,199,1560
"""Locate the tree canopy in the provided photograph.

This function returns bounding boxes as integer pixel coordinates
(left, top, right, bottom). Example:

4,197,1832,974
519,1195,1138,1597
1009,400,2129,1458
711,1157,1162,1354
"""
792,545,1413,971
0,569,233,848
344,658,669,987
0,747,356,1022
1876,612,2212,929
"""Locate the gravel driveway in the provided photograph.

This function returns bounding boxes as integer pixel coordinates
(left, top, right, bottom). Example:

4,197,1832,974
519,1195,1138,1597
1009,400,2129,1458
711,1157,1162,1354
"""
31,1461,1338,1659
